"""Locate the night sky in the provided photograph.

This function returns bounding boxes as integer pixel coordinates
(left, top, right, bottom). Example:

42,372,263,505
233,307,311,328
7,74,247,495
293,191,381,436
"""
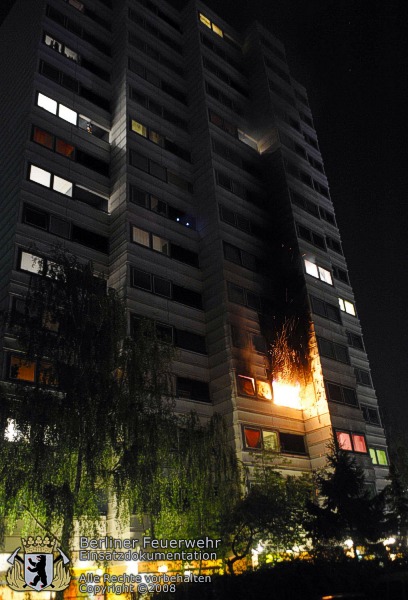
1,1,407,438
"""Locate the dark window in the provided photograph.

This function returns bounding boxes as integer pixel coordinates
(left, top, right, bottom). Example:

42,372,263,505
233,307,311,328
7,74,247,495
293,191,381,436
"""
71,225,109,253
175,329,206,354
130,151,149,172
149,160,167,181
170,244,199,268
228,283,245,305
49,215,70,238
252,334,267,354
153,276,171,298
347,331,365,350
318,338,350,364
361,405,381,426
172,285,202,309
279,433,306,455
76,150,109,176
325,381,358,407
355,368,372,387
333,265,350,284
74,186,107,210
23,205,48,230
132,269,152,291
310,296,341,323
176,377,210,402
326,236,343,255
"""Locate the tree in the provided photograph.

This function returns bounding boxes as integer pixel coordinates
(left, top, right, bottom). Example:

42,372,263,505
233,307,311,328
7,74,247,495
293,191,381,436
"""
220,457,312,574
0,251,175,551
306,445,387,560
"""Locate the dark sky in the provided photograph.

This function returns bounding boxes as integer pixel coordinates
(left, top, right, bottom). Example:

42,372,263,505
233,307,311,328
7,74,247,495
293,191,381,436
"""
1,0,407,436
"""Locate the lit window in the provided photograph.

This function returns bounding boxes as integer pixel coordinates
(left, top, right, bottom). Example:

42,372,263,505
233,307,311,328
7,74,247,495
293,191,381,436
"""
58,104,77,125
256,380,272,400
336,431,352,451
352,434,367,453
304,259,318,278
132,227,150,247
131,119,147,137
369,448,388,466
37,92,57,115
243,427,261,449
152,235,169,255
262,430,278,451
318,266,333,285
20,251,43,274
339,298,355,314
33,127,54,149
29,165,51,187
344,300,356,315
212,23,223,37
9,356,36,382
55,139,75,158
199,12,211,28
63,47,78,62
237,375,256,397
53,175,73,196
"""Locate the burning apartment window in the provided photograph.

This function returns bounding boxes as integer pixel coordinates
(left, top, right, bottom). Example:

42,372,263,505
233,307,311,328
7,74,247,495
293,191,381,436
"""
237,375,256,397
256,380,272,400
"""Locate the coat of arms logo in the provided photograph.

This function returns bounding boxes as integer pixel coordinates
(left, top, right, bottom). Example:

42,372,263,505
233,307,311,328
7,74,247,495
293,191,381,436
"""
6,536,71,592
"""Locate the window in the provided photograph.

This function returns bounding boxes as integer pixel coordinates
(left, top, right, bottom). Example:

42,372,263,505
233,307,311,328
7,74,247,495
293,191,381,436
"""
326,236,343,255
175,329,206,354
318,337,350,364
297,223,326,250
9,356,36,382
46,4,111,54
361,405,381,426
304,259,333,285
290,190,320,218
243,426,262,449
128,58,187,104
237,375,256,397
243,427,279,452
209,110,237,137
333,265,350,284
237,375,272,401
128,8,182,54
40,61,110,110
23,204,108,252
338,297,356,316
227,283,266,313
347,331,364,350
176,377,210,403
335,430,367,453
279,433,307,455
130,118,191,161
325,381,358,407
320,207,336,226
223,242,257,271
355,368,372,387
130,87,188,131
37,92,57,114
131,269,202,308
129,185,196,229
310,296,341,323
369,447,388,466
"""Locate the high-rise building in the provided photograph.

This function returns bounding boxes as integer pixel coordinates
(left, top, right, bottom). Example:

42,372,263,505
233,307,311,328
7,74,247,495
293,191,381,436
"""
0,0,389,494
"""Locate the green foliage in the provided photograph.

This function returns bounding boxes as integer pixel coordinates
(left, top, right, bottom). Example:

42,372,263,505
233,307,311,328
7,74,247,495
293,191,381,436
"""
0,250,243,559
220,457,312,573
306,445,387,559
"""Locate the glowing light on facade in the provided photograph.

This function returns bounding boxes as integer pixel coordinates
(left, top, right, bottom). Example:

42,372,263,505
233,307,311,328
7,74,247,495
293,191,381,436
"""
272,379,302,409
